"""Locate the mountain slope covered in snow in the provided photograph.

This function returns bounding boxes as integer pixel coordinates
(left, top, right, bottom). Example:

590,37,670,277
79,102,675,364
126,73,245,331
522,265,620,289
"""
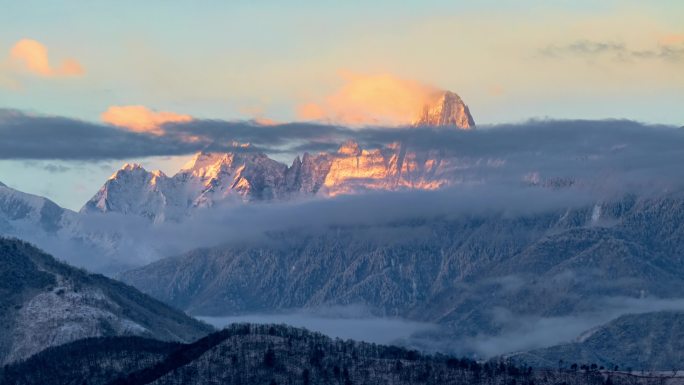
119,192,684,360
0,238,212,364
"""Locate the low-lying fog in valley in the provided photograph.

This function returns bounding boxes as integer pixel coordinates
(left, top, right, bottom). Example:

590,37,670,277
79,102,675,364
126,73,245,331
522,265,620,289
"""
199,306,437,347
196,295,684,359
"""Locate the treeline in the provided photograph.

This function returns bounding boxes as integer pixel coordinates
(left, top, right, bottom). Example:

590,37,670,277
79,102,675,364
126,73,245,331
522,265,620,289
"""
0,336,178,385
0,324,666,385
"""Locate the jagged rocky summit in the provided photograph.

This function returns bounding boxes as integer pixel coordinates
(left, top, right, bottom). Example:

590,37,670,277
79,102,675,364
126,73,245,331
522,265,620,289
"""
413,90,475,129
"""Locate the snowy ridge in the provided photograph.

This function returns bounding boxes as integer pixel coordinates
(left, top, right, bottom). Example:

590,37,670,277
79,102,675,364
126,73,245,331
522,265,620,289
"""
0,238,212,364
81,140,480,222
0,181,76,235
9,279,148,363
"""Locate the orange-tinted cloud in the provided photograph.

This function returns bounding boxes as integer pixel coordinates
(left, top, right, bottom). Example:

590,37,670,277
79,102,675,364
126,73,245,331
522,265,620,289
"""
101,105,192,135
659,34,684,46
238,105,279,126
9,39,84,77
252,117,279,126
297,72,443,126
488,84,505,97
297,103,327,121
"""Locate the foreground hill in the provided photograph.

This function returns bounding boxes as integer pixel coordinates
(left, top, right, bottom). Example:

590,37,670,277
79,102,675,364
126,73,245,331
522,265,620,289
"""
0,324,655,385
0,336,177,385
0,238,212,364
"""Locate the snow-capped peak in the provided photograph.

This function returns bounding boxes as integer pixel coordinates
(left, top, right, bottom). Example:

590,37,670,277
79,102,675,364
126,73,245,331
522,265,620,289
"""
121,163,144,171
108,163,149,181
181,151,229,172
413,90,475,129
337,140,362,156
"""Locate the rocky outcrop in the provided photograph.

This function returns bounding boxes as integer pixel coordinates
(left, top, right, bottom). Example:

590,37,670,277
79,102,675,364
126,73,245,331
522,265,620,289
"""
81,140,471,221
413,91,475,129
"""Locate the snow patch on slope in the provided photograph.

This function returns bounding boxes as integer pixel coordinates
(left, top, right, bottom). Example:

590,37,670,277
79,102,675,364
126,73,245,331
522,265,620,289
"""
7,278,147,363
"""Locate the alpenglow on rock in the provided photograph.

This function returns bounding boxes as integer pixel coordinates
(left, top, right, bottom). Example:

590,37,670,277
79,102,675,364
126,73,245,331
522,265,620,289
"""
81,141,476,221
81,94,477,221
413,91,475,129
81,150,295,222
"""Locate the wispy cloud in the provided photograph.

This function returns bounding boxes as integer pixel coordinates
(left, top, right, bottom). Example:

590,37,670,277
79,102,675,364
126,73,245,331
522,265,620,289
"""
41,163,71,173
659,34,684,46
20,160,73,174
540,39,684,62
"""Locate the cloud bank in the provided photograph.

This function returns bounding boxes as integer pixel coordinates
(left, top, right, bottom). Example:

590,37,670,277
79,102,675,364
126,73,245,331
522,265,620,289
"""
199,305,437,347
2,108,682,194
1,107,681,158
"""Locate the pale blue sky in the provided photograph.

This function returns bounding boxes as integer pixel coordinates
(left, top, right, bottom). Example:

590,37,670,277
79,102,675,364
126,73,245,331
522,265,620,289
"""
0,1,682,209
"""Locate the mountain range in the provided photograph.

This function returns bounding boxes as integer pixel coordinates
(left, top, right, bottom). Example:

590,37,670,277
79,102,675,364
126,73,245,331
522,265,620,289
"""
118,191,684,366
3,91,684,371
0,90,479,271
81,90,476,223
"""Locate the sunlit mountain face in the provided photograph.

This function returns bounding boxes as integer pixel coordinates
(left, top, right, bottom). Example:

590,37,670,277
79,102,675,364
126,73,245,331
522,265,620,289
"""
413,91,475,129
1,2,683,383
82,91,476,222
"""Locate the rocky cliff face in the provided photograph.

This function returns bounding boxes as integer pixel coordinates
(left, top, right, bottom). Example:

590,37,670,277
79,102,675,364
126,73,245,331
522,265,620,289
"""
82,150,292,222
413,91,475,129
81,139,471,221
321,141,455,196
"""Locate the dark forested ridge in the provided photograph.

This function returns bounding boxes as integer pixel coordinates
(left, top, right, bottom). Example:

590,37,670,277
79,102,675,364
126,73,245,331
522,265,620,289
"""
0,238,213,364
1,324,679,385
0,336,178,385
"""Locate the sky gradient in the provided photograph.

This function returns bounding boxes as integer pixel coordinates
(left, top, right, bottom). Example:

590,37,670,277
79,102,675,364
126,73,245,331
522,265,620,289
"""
0,0,682,209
